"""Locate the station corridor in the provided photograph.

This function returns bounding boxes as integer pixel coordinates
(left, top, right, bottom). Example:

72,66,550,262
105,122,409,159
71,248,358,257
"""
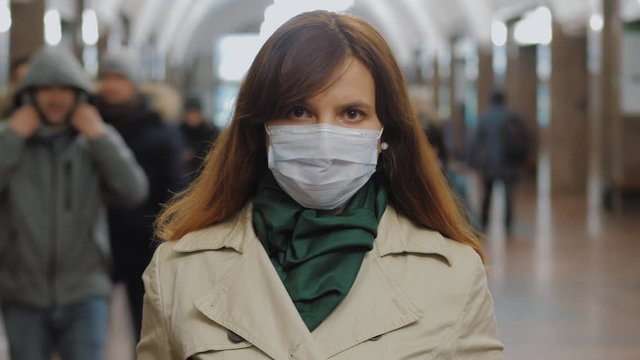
2,0,640,359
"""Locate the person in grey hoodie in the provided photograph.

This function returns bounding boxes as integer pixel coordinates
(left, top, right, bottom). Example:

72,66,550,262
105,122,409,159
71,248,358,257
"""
0,46,148,360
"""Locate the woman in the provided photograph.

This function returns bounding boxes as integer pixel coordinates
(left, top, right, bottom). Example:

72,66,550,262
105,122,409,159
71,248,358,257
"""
138,10,503,360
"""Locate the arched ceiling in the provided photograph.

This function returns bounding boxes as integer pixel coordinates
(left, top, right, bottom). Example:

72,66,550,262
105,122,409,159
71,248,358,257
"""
92,0,598,67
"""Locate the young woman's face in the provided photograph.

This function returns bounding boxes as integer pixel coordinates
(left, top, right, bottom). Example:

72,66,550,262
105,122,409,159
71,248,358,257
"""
267,57,382,131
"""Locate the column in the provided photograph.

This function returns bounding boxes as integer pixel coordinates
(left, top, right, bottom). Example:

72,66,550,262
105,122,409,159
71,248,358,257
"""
506,35,538,171
432,57,440,115
9,0,45,63
477,44,494,114
601,0,624,210
549,22,589,195
71,0,85,61
449,38,467,160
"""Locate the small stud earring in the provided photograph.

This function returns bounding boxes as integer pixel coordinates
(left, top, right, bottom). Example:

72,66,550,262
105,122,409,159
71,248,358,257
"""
381,142,389,151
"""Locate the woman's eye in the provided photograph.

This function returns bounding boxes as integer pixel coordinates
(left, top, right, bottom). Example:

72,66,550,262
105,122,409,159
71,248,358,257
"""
290,106,308,118
343,108,364,121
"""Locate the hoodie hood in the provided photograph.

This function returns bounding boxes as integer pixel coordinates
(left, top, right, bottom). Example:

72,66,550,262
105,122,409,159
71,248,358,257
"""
15,46,93,96
99,51,142,85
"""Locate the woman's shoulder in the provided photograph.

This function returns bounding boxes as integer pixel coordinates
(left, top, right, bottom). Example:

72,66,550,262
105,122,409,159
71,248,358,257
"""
377,208,490,334
148,226,249,306
378,206,482,270
151,207,255,269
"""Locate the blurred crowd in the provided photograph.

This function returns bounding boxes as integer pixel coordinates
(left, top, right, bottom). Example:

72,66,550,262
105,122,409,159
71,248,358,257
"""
0,46,218,359
0,44,529,360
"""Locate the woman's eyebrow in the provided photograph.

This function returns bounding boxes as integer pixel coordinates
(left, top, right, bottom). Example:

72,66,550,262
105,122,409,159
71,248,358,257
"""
337,101,373,110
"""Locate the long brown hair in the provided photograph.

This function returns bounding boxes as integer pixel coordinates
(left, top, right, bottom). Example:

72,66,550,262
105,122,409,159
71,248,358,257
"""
156,10,485,262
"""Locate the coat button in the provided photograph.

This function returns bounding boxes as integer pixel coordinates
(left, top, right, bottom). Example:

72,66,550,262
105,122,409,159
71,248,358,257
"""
228,330,245,343
369,334,384,341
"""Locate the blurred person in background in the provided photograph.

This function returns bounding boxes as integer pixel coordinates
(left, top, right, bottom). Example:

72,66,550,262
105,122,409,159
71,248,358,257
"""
0,57,29,356
0,46,148,360
473,90,530,235
94,51,186,340
138,11,502,359
180,96,219,180
425,124,478,230
0,57,30,119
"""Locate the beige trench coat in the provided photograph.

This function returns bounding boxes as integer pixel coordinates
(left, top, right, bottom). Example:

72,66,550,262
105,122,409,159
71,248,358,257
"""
137,205,503,359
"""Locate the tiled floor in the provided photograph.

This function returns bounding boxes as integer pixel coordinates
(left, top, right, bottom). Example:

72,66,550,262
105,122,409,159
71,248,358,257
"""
475,171,640,360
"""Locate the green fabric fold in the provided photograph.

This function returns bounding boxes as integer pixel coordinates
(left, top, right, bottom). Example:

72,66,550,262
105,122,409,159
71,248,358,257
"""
252,172,387,331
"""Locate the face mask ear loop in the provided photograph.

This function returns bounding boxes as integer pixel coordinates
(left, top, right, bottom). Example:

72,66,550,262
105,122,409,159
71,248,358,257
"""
265,125,274,155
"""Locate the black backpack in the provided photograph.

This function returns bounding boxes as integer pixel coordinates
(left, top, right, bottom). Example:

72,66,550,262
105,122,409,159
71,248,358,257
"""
502,114,530,166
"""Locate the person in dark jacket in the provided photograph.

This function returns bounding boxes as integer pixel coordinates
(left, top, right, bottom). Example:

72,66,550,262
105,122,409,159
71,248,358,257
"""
0,46,148,360
473,90,530,235
94,51,186,340
180,96,218,180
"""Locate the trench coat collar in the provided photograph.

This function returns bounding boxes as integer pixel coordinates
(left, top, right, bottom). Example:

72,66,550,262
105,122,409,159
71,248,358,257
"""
176,204,454,359
173,204,454,266
172,205,254,254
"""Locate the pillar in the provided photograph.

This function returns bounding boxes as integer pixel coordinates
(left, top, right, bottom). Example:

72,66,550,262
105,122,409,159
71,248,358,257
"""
549,22,589,195
506,20,538,169
449,38,467,160
70,0,85,61
432,57,440,115
601,0,624,209
9,0,45,64
477,44,494,114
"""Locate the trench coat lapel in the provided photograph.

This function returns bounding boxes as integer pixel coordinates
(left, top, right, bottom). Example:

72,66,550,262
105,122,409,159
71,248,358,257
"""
191,218,326,360
310,246,424,358
311,206,452,358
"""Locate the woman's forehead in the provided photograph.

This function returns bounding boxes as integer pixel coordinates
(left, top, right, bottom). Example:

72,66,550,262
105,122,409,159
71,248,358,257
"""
302,57,376,107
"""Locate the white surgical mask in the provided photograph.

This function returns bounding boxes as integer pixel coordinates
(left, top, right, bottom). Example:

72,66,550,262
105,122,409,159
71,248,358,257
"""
266,124,383,210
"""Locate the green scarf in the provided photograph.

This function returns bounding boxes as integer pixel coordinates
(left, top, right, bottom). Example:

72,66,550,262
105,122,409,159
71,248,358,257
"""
252,172,387,331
